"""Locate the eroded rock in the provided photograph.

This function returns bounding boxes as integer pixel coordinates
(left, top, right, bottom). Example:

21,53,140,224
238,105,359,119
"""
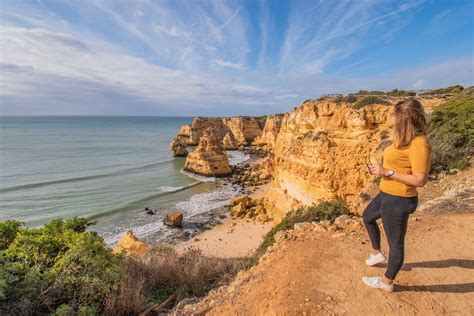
112,230,148,256
164,211,184,227
183,127,232,177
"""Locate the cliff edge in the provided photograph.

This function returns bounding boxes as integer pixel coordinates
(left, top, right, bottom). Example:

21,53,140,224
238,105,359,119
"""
172,166,474,315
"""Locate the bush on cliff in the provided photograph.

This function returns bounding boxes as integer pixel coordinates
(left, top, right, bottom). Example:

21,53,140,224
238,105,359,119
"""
256,200,351,256
0,218,123,315
105,246,253,315
429,89,474,171
355,90,385,95
352,96,390,110
421,85,464,95
0,217,254,315
387,89,416,97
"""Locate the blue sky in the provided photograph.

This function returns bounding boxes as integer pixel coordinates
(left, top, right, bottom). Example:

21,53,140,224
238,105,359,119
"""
0,0,472,116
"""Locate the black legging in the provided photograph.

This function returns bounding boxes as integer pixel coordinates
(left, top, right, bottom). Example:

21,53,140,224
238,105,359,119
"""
362,191,418,279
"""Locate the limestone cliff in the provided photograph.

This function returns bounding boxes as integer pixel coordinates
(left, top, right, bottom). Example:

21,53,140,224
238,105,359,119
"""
222,132,239,149
183,127,232,177
171,116,265,149
266,100,393,220
171,96,446,219
253,114,284,150
222,116,265,145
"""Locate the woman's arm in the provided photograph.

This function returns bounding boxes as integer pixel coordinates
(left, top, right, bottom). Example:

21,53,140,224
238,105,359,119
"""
368,165,428,187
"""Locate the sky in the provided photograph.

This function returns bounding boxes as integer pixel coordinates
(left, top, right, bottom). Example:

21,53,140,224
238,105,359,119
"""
0,0,473,116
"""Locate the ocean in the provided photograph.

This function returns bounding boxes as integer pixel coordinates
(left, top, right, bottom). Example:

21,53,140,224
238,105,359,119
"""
0,116,250,245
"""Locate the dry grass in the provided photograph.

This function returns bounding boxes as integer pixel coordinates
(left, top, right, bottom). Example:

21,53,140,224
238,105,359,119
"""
104,245,254,315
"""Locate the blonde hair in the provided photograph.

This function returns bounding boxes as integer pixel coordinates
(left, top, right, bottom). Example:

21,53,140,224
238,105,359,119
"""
393,99,428,148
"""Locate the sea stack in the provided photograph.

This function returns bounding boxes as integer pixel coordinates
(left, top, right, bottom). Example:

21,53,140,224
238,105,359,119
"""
184,127,232,177
169,136,189,157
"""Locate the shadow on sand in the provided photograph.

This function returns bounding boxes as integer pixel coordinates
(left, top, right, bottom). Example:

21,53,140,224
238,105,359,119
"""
376,259,474,293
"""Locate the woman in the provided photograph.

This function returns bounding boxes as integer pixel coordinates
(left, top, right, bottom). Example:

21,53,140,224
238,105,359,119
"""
362,99,431,292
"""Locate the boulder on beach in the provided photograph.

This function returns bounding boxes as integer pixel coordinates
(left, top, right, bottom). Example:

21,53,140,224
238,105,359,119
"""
112,230,148,256
164,211,184,227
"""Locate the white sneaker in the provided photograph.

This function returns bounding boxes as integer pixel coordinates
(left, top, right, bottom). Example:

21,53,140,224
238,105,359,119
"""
362,276,394,292
365,252,386,266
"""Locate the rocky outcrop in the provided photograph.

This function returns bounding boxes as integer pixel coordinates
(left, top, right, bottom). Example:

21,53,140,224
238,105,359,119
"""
183,127,232,177
222,132,239,149
169,136,189,157
267,100,393,220
222,117,265,145
229,195,272,223
253,114,284,150
164,211,184,227
231,156,274,187
112,230,148,256
171,116,266,149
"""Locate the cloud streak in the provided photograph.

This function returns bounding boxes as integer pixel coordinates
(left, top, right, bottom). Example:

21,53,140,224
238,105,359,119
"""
0,0,472,116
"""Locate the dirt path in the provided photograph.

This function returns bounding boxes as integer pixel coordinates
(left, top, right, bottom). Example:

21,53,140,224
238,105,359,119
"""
173,178,474,315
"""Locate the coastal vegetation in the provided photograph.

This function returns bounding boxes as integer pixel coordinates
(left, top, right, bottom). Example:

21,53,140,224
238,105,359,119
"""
352,96,390,109
420,85,464,95
428,87,473,172
255,200,351,256
0,200,350,315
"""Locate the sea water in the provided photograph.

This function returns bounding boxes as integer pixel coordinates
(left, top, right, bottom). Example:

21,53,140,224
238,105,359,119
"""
0,116,249,244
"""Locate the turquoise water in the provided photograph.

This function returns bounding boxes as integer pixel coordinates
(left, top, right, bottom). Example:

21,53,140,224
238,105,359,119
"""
0,116,248,244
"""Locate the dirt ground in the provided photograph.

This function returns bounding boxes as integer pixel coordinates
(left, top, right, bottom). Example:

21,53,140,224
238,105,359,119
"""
173,169,474,315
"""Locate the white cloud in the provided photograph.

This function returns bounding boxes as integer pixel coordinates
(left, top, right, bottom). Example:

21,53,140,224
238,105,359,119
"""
412,79,426,89
213,58,247,70
232,84,268,95
274,94,298,100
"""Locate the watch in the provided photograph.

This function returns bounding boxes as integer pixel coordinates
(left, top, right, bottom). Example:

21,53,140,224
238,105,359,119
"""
386,170,395,177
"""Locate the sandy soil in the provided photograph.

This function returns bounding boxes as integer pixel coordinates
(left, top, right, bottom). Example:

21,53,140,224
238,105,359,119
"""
177,183,273,258
173,170,474,315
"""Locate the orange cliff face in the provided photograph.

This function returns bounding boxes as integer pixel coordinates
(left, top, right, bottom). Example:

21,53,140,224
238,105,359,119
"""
170,96,446,217
253,114,285,150
267,100,393,220
174,116,266,148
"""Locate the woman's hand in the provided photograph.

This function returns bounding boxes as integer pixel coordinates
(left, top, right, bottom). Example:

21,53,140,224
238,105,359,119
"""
368,165,387,176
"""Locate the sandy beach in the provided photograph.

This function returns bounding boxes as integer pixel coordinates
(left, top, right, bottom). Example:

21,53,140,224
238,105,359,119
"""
177,183,273,258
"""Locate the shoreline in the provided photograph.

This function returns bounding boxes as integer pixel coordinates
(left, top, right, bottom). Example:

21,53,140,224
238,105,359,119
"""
176,182,273,258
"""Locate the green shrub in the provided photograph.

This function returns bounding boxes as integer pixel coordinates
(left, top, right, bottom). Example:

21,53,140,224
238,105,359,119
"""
0,217,123,315
355,90,385,95
421,85,464,95
255,200,351,256
387,89,416,97
0,220,23,250
352,96,390,110
342,94,357,103
429,89,474,172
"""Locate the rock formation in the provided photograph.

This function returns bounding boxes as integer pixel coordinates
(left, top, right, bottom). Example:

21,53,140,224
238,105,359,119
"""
229,195,272,223
222,132,239,149
112,230,148,256
183,127,232,177
253,114,284,150
267,100,393,221
172,96,447,220
170,116,266,149
163,211,184,227
169,136,189,157
222,116,265,145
